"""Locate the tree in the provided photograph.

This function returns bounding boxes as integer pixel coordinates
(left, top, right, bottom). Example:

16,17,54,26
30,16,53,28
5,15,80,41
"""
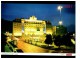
54,35,62,48
45,34,53,46
1,33,7,52
62,34,74,48
54,33,74,49
56,25,67,36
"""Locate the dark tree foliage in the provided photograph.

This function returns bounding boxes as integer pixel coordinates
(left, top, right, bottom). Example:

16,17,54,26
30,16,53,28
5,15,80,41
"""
1,19,13,33
54,33,74,48
62,34,74,47
56,25,67,35
1,19,12,52
54,35,62,48
45,34,53,45
1,33,7,52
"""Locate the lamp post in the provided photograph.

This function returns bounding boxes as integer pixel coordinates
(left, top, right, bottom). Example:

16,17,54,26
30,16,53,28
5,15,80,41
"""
57,6,63,24
57,6,63,14
57,5,63,25
57,5,63,17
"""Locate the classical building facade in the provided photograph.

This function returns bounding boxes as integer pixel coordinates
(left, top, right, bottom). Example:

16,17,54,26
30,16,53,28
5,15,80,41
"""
13,16,53,42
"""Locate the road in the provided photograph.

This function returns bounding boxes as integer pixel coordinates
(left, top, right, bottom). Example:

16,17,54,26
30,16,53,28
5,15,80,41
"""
16,40,49,53
7,36,74,53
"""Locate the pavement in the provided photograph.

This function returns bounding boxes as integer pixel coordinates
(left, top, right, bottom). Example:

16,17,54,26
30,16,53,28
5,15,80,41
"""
17,40,49,53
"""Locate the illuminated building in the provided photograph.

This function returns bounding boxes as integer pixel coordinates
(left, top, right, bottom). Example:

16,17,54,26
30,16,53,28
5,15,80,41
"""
13,16,47,42
45,21,53,35
13,16,55,42
52,26,56,35
13,19,22,36
13,16,68,42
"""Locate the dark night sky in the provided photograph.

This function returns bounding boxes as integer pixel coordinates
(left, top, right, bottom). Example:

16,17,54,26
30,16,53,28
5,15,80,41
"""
1,3,75,26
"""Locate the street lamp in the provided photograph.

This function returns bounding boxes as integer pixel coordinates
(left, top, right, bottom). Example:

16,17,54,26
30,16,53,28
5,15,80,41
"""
57,5,63,25
59,21,63,25
57,5,63,20
57,5,63,14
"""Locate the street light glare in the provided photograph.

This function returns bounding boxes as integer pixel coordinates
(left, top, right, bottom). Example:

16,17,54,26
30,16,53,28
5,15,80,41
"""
57,6,63,11
59,21,63,25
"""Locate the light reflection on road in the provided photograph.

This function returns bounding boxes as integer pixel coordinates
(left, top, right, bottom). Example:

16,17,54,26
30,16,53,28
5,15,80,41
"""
17,40,49,53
